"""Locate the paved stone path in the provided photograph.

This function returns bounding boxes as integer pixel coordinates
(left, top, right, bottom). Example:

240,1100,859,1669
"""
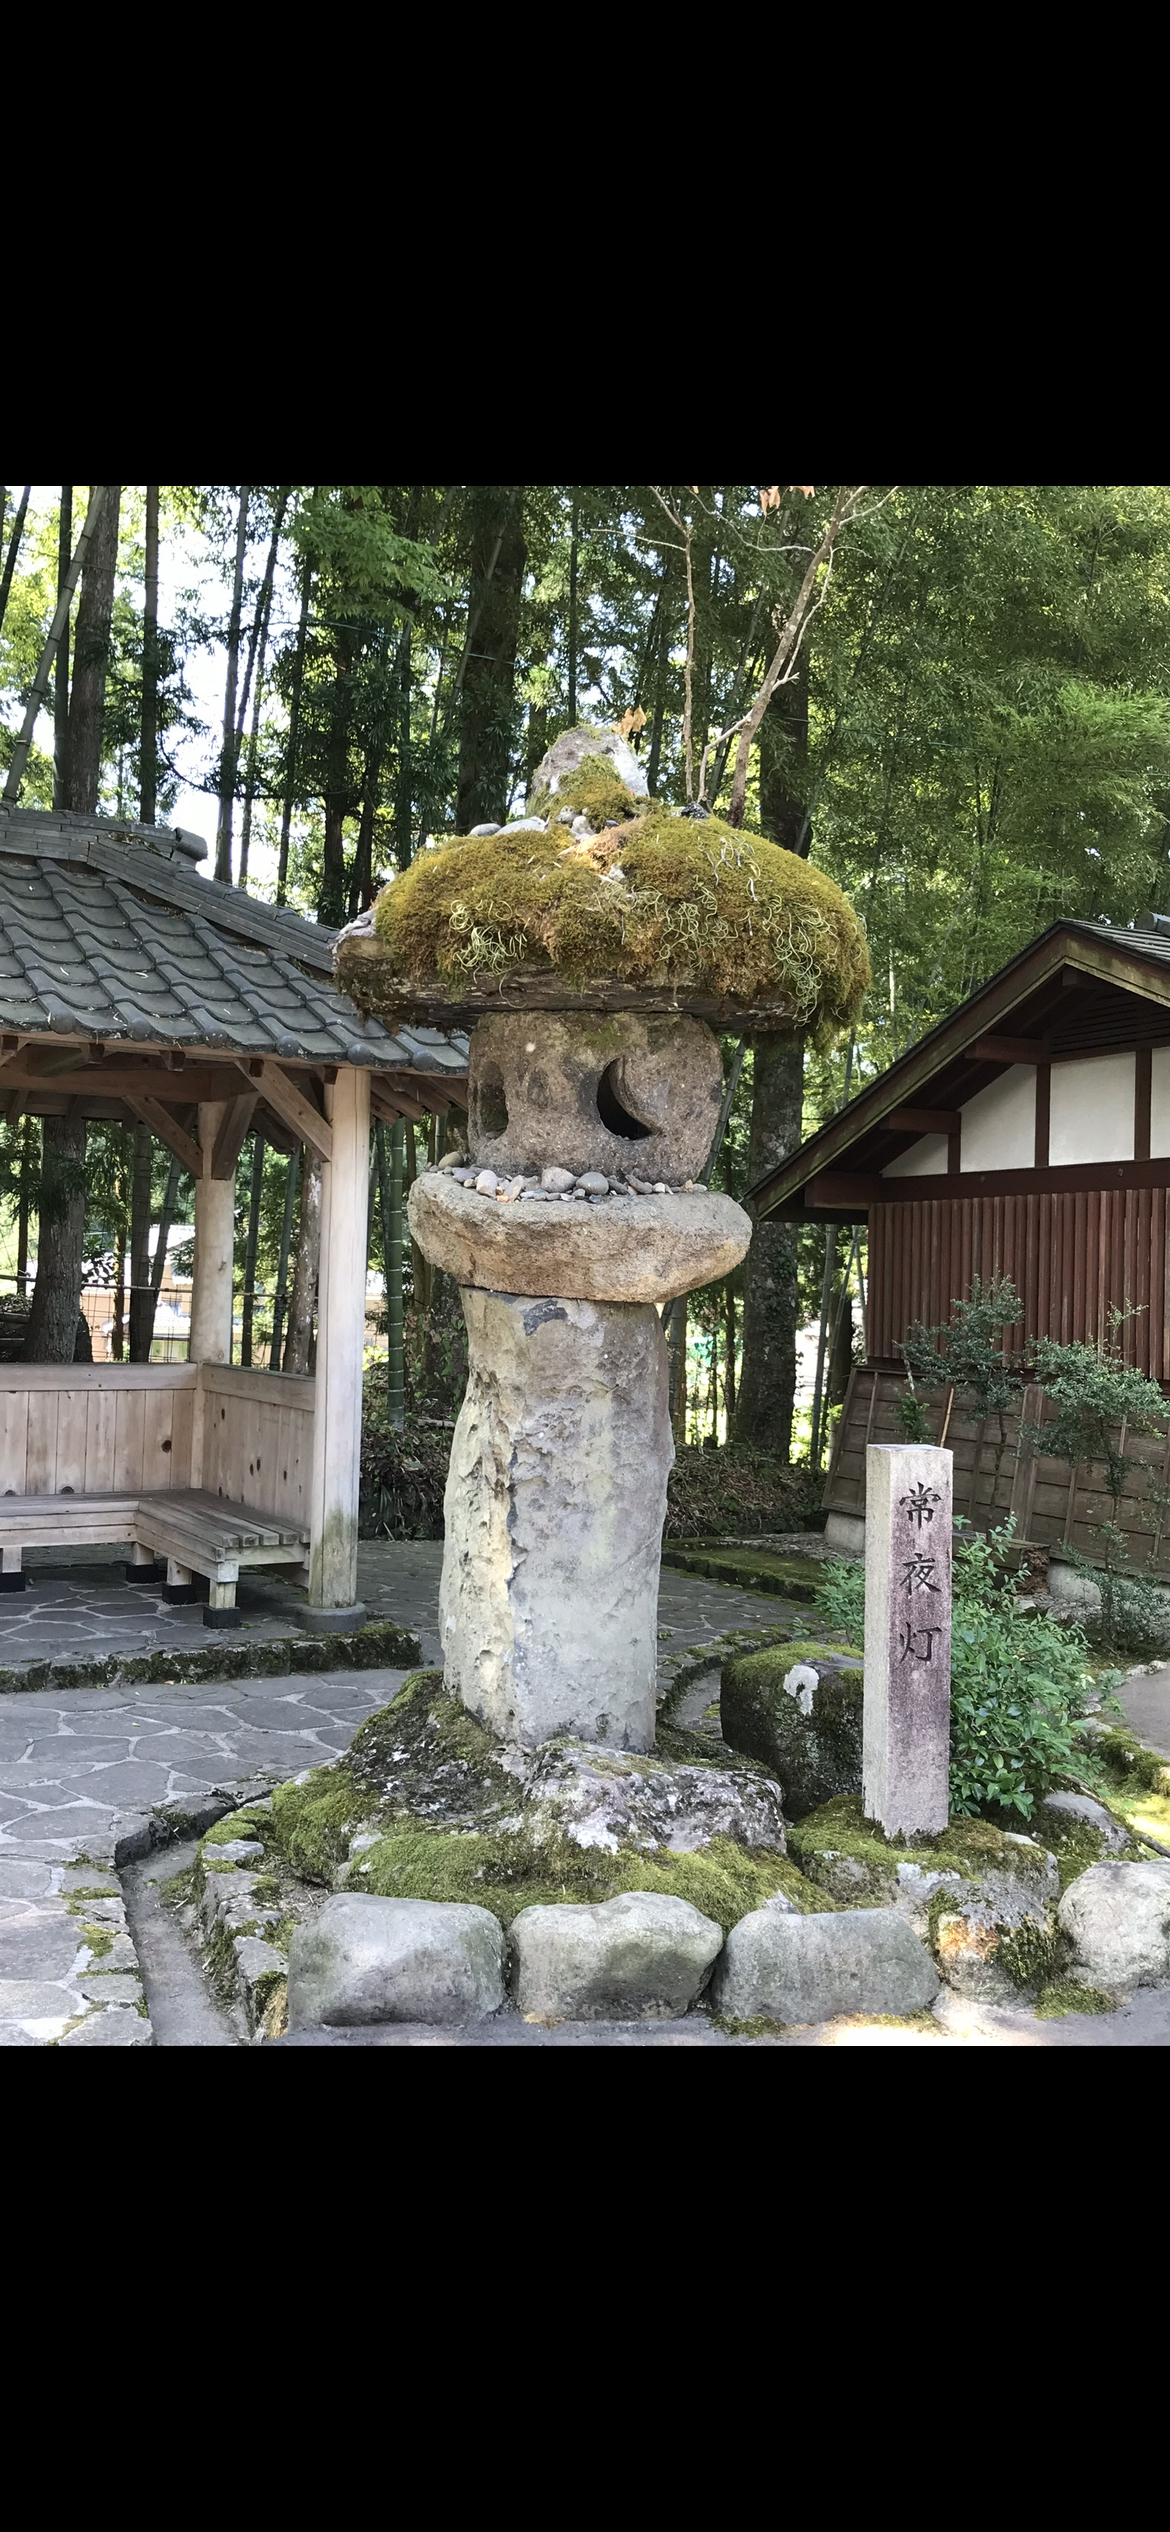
2,1541,1167,2047
0,1539,803,1678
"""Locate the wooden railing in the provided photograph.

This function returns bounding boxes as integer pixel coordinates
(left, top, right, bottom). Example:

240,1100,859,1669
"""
0,1362,198,1496
0,1361,317,1532
197,1363,316,1532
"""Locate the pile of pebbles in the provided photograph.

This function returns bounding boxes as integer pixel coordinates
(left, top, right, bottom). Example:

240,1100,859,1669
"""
434,1162,696,1205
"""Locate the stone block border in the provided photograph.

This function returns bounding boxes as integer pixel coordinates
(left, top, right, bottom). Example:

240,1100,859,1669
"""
0,1618,421,1700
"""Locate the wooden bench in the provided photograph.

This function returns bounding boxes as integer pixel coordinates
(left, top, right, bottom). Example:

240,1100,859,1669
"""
0,1488,310,1628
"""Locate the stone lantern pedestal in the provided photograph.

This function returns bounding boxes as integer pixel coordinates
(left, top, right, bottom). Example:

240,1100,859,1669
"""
408,1008,752,1750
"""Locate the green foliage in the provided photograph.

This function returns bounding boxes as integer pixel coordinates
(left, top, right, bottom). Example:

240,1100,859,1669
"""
1025,1320,1170,1498
663,1447,821,1539
814,1556,866,1639
894,1390,932,1443
814,1522,1099,1818
901,1276,1026,1425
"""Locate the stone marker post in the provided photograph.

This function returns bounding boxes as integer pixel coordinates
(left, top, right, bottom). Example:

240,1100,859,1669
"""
862,1444,952,1838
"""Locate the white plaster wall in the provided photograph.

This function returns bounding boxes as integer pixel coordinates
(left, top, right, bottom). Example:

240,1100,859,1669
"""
1049,1051,1135,1165
959,1064,1035,1172
1150,1046,1170,1157
882,1132,947,1178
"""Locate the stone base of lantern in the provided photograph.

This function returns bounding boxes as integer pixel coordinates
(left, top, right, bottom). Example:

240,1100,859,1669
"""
439,1288,672,1750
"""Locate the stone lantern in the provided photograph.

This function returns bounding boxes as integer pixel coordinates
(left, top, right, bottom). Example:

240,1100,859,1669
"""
337,726,869,1758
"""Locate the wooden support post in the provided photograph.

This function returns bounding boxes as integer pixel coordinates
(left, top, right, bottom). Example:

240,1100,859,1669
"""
204,1575,241,1630
190,1101,237,1487
306,1065,371,1626
163,1556,199,1603
0,1542,25,1594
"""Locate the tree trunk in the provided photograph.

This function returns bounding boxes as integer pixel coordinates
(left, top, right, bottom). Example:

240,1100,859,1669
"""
127,1120,153,1360
455,487,527,832
240,1135,265,1367
214,487,250,882
54,486,72,809
731,658,812,1453
66,486,121,812
730,1035,803,1453
23,1109,87,1364
269,1145,301,1367
148,1152,182,1356
566,490,579,726
140,484,159,823
284,1156,321,1374
0,485,31,638
378,1118,405,1430
277,554,312,904
237,489,288,890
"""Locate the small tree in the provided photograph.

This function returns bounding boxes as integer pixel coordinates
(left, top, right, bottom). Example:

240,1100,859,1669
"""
1024,1318,1170,1650
898,1275,1026,1518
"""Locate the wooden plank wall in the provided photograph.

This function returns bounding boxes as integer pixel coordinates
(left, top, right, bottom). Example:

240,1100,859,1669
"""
198,1365,315,1533
868,1189,1170,1376
825,1363,1170,1573
0,1365,196,1497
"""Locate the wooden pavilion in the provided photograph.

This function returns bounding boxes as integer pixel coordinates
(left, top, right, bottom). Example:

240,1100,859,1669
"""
752,912,1170,1568
0,807,467,1627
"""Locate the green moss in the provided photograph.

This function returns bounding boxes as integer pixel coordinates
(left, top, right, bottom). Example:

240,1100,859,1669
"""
1031,1810,1120,1890
997,1917,1060,1992
362,807,869,1037
528,755,641,828
789,1793,1054,1907
204,1807,272,1847
711,2016,789,2039
268,1767,369,1884
1035,1979,1118,2019
1091,1727,1169,1792
77,1921,114,1960
161,1867,196,1911
0,1617,421,1700
661,1546,825,1602
348,1821,815,1933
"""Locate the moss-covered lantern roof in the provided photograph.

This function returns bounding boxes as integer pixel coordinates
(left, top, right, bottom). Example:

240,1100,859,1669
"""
335,746,870,1041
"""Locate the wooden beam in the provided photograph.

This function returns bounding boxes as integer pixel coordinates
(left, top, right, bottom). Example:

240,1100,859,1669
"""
887,1106,959,1133
122,1095,201,1180
804,1172,881,1209
246,1061,333,1163
972,1035,1052,1065
370,1083,428,1124
210,1094,257,1181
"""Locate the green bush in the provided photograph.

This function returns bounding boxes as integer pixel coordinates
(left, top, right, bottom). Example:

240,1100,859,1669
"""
814,1523,1104,1819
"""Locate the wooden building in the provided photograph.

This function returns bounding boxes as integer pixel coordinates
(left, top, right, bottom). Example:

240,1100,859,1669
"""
752,913,1170,1565
0,807,467,1626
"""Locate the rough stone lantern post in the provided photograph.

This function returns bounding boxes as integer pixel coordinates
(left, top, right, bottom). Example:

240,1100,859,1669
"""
336,724,870,1756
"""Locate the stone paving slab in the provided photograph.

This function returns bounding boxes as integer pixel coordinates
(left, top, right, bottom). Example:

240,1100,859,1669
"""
0,1666,408,2045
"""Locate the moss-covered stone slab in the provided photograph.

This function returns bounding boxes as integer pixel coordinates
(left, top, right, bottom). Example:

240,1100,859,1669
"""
721,1640,864,1817
788,1796,1058,1930
0,1616,422,1699
256,1668,829,1933
660,1545,823,1601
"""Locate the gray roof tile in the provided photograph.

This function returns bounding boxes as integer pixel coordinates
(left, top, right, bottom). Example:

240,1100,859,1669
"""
0,810,468,1081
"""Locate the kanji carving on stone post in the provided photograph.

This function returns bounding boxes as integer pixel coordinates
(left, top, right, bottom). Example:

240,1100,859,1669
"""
862,1444,953,1837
